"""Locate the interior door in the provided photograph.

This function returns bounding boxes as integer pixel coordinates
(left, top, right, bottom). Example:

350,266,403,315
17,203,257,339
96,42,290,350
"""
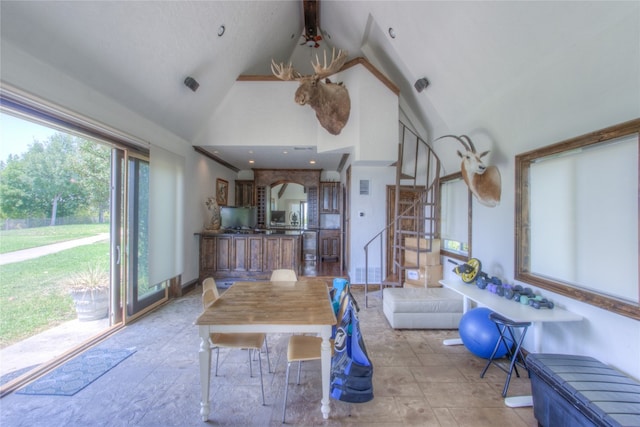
385,185,425,277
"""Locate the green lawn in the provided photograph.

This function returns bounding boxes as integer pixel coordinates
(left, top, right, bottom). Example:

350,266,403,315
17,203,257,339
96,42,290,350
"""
0,223,109,254
0,226,110,348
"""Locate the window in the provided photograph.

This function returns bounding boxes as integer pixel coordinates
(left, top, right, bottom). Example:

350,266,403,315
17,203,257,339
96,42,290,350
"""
515,119,640,320
440,172,471,260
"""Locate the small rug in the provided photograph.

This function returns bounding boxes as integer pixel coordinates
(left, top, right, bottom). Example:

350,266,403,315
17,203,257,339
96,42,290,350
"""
0,365,38,388
16,347,136,396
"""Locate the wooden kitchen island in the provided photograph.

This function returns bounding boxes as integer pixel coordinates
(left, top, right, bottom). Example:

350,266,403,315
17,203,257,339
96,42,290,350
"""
198,231,302,284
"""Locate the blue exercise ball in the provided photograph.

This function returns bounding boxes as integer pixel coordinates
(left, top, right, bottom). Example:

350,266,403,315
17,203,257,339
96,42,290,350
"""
459,307,508,359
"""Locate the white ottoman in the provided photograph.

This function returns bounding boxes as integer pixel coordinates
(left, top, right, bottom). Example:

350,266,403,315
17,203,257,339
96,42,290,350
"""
383,287,463,329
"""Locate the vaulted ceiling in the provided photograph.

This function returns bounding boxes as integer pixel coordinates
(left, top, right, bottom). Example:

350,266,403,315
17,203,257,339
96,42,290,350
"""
0,1,633,170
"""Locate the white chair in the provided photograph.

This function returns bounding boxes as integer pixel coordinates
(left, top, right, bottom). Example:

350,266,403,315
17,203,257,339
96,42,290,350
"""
202,284,271,405
270,269,298,281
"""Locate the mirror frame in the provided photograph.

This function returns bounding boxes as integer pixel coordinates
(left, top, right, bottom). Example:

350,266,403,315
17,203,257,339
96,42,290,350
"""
515,118,640,320
253,169,321,229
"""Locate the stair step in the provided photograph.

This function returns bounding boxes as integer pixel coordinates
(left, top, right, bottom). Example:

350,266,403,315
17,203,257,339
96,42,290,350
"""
396,230,438,241
382,274,401,287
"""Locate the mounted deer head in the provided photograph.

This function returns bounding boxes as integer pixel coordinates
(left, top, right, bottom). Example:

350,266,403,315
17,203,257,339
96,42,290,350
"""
436,134,501,207
271,48,350,135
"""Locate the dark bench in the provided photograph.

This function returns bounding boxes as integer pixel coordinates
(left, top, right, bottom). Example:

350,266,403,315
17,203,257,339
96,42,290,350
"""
527,353,640,427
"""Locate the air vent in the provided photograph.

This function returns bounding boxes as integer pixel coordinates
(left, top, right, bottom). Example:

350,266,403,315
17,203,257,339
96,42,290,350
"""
355,267,381,283
359,179,370,195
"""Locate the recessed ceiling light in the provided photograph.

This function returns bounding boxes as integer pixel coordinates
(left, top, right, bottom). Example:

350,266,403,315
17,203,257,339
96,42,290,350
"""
283,150,288,154
249,160,255,164
309,160,316,164
388,27,396,39
218,25,225,37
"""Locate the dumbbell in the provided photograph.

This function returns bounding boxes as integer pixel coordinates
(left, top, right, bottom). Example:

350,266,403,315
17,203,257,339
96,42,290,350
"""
487,282,504,295
520,293,545,306
502,284,515,299
476,275,488,290
490,276,502,286
506,284,523,300
513,287,534,303
530,298,555,309
485,277,502,293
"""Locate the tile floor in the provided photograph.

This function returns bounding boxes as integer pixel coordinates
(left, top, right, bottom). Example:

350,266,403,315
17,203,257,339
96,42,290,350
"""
0,287,537,426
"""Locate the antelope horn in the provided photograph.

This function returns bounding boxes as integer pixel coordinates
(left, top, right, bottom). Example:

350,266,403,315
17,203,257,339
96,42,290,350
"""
459,135,477,153
434,134,471,152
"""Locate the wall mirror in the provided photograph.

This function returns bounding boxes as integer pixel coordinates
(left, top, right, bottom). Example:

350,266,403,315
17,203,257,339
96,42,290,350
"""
515,118,640,320
269,182,307,227
253,169,320,229
439,172,471,260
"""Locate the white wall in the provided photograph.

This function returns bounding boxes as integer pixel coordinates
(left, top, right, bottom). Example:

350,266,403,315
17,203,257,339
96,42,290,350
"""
347,165,396,283
0,39,228,287
433,7,640,379
195,63,398,165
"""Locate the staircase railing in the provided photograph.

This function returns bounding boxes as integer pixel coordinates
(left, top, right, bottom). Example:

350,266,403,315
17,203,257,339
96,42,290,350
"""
363,122,441,308
363,194,428,307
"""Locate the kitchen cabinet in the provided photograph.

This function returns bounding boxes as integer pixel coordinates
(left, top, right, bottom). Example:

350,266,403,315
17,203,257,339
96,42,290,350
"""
235,180,255,206
320,182,340,213
319,230,340,262
232,235,263,273
199,232,301,282
306,186,318,228
263,235,299,272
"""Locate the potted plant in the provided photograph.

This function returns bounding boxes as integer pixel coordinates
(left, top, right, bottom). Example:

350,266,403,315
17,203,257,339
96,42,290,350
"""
65,265,110,321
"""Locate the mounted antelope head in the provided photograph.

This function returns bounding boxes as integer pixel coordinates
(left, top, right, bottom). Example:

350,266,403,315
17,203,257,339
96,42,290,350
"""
436,134,501,207
271,48,350,135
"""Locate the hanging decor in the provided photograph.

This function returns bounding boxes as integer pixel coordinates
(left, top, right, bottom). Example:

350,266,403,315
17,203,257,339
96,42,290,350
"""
271,48,350,135
436,134,501,207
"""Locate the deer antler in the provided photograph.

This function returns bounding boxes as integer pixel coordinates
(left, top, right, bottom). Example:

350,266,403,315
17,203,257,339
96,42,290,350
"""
271,60,302,81
311,48,348,79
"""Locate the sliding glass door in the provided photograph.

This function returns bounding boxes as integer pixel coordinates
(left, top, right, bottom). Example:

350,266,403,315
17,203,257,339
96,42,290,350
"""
0,95,167,392
111,150,167,323
125,155,166,318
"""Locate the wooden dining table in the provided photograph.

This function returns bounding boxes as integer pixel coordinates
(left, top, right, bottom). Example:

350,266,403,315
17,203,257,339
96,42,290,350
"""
195,279,337,422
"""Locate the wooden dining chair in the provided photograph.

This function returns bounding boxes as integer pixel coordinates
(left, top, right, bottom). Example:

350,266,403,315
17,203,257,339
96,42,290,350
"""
202,276,217,295
202,283,271,405
201,280,271,368
270,269,298,281
281,290,349,423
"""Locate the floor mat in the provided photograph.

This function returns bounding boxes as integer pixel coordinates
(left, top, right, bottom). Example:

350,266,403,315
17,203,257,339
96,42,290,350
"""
16,347,136,396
